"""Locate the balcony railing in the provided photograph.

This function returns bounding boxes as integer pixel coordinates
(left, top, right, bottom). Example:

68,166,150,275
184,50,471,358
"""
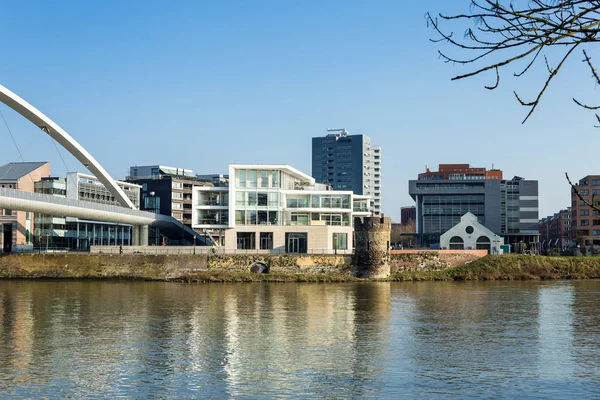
198,201,229,206
196,219,228,225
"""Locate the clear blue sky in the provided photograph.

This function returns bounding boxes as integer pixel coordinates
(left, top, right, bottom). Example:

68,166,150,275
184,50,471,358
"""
0,1,595,221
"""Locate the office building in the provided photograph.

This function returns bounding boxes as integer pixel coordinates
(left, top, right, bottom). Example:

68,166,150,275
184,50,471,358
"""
409,164,539,248
312,129,382,215
0,161,50,252
34,172,141,249
192,164,371,252
128,165,203,245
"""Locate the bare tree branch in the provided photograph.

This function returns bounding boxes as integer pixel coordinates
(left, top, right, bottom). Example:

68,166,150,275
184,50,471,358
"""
427,1,600,124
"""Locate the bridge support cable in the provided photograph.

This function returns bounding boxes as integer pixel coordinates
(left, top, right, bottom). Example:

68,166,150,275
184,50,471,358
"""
0,106,43,185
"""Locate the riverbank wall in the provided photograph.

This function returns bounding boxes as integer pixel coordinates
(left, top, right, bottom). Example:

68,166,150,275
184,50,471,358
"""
1,253,599,282
0,252,482,281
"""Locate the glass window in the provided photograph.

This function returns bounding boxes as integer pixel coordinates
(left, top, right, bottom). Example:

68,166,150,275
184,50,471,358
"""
333,233,348,250
235,210,245,225
271,171,280,188
236,191,245,206
331,197,342,208
341,195,350,209
268,211,278,225
258,192,268,206
291,213,309,225
237,232,255,249
238,169,246,188
312,195,321,208
322,197,331,208
248,210,257,225
260,232,273,249
260,170,268,188
268,192,279,207
248,192,257,206
258,210,268,224
249,170,258,188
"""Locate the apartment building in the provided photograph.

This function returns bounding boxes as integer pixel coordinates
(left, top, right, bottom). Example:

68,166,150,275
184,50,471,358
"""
192,164,371,253
539,208,572,253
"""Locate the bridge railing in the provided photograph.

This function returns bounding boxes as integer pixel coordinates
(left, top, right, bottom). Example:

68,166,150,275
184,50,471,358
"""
0,187,156,219
88,246,355,256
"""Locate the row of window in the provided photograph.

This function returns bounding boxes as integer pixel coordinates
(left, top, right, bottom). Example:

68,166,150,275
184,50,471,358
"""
576,189,600,196
236,170,280,189
236,232,348,251
574,219,600,226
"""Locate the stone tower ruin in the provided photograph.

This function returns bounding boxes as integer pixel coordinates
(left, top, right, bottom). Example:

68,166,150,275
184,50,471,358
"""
353,215,392,278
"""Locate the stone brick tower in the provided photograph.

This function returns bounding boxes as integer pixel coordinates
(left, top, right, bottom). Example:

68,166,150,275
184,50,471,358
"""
353,215,392,278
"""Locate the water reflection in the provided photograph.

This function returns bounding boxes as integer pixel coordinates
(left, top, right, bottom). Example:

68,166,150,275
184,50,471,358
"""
0,280,599,398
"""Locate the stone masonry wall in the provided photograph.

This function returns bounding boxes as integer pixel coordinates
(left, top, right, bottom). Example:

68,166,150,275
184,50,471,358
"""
0,251,484,280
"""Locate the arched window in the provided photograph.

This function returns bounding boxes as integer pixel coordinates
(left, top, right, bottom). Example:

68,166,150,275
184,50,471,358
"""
449,236,464,250
476,235,491,251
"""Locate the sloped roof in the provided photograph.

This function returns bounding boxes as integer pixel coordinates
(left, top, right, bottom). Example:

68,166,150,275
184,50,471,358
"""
440,212,500,241
0,162,48,182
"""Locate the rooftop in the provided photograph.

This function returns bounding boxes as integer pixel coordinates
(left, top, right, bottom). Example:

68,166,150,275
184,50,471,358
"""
0,161,48,182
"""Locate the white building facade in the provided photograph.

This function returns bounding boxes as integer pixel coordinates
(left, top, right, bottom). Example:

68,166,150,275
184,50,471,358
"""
192,164,371,253
440,213,503,254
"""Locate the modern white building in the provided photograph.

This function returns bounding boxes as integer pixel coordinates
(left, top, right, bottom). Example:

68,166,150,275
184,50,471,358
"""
192,164,371,253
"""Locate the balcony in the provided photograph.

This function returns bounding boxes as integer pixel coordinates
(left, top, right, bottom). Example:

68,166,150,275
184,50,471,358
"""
198,200,229,207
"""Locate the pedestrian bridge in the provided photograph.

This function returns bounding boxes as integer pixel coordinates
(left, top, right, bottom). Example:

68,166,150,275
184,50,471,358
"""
0,187,209,246
0,83,214,247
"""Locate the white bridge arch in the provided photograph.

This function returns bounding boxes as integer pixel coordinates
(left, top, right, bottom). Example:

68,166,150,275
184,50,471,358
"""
0,84,135,209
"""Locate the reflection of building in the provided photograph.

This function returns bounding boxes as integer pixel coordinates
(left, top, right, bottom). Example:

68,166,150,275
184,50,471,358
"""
539,208,572,253
409,164,539,249
0,162,50,252
312,129,382,215
192,164,371,252
34,173,141,249
570,175,600,248
440,213,503,254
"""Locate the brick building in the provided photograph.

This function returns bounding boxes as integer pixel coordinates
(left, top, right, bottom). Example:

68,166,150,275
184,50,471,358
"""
571,175,600,248
538,208,572,253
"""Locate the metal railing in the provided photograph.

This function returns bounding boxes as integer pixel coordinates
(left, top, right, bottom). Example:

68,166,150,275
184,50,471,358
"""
0,187,156,219
88,246,354,256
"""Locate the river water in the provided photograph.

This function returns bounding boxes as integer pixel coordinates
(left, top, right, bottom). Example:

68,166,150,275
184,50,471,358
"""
0,280,599,399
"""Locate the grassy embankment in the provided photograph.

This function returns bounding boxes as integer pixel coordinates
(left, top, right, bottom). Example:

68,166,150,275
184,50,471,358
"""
391,255,600,282
182,255,600,282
